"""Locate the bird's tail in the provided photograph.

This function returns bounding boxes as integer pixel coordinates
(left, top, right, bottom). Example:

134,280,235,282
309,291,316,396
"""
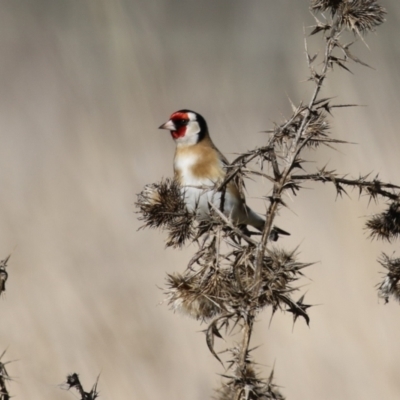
244,206,265,231
244,206,290,241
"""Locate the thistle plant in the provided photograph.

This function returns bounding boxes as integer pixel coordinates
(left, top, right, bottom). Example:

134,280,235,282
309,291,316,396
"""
0,255,10,297
136,0,397,398
62,373,99,400
0,350,11,400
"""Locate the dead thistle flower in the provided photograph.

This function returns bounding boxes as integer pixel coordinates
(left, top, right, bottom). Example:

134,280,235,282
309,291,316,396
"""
339,0,386,33
136,178,195,247
165,242,311,325
310,0,386,34
257,248,311,313
366,201,400,241
231,247,311,317
304,111,330,146
165,232,239,320
270,109,331,149
377,253,400,304
310,0,343,13
166,268,230,320
214,357,284,400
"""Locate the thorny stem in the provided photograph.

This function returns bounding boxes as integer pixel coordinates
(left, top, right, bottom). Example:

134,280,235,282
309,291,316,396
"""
235,318,254,400
234,20,342,398
65,373,99,400
254,24,341,294
0,379,9,400
292,173,400,200
209,203,257,246
0,349,12,400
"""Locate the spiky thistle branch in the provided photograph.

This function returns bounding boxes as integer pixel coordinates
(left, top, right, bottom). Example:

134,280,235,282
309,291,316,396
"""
0,350,12,400
136,0,393,398
63,373,100,400
230,1,388,391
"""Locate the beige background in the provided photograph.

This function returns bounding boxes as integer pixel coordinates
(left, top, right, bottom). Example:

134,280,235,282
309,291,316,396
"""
1,1,399,399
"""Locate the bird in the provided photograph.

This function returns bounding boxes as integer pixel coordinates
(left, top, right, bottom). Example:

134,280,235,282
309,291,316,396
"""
158,109,289,240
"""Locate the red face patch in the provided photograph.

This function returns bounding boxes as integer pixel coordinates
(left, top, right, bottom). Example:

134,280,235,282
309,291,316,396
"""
171,127,186,139
170,111,189,121
170,111,189,139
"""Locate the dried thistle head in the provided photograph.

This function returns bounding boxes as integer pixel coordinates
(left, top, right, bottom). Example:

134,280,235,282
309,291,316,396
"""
310,0,386,34
164,233,231,320
214,359,285,400
377,253,400,304
310,0,342,13
339,0,386,33
236,247,310,315
304,110,330,146
165,268,230,320
166,243,311,322
366,201,400,241
136,179,186,227
271,108,330,149
136,179,195,247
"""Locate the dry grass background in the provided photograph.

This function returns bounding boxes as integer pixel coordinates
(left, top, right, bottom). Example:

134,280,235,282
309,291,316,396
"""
0,0,399,399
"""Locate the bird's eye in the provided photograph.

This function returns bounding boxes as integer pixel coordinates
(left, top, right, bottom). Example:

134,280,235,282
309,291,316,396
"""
172,118,189,127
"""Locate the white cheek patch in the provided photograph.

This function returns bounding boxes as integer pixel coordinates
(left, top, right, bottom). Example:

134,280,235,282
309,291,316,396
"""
175,112,201,147
185,120,200,138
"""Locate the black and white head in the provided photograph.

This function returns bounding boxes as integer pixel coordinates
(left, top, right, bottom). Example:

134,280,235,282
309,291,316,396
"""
159,110,208,146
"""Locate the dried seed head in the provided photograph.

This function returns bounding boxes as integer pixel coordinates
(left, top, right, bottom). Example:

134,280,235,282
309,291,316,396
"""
339,0,386,33
310,0,386,34
304,111,330,146
136,179,195,247
272,109,330,148
136,179,186,226
165,213,196,248
165,270,230,320
377,253,400,304
214,363,285,400
257,248,309,311
366,201,400,241
163,229,311,322
310,0,342,13
164,232,238,320
234,247,310,313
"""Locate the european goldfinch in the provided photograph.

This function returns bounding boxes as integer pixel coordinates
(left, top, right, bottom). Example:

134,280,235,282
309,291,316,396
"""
159,110,289,239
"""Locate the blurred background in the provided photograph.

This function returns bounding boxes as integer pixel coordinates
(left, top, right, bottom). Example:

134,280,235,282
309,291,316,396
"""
1,0,399,399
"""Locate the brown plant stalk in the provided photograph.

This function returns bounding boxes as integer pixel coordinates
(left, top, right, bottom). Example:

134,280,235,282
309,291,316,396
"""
235,17,341,384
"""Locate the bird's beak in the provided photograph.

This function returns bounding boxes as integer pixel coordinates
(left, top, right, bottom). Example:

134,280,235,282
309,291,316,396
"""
158,120,176,130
